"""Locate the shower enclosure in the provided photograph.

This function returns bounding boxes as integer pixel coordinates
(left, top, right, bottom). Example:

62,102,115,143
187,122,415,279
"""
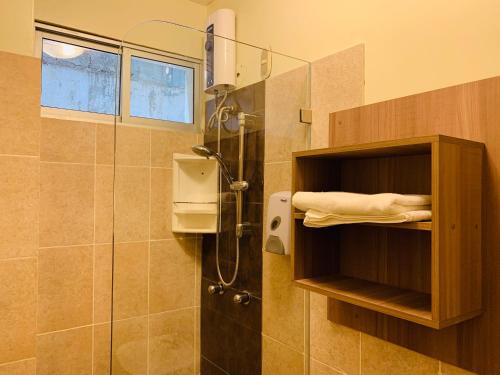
108,20,310,374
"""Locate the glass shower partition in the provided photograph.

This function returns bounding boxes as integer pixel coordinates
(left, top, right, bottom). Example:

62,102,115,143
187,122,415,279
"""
109,20,310,374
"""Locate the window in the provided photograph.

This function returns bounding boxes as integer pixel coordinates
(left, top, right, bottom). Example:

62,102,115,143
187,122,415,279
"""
40,36,120,118
130,56,194,124
121,49,200,130
37,26,201,130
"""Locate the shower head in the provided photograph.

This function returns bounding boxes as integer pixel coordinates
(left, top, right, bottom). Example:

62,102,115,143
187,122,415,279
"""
192,145,214,158
192,145,234,185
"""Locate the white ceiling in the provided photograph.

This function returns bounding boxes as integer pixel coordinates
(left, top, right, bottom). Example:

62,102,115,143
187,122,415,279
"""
188,0,215,5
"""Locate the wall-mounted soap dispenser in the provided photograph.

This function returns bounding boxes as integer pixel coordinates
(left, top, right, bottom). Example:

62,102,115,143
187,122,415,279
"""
265,191,291,255
172,153,218,233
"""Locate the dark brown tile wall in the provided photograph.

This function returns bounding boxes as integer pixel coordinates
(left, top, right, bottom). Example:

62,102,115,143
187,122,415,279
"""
201,81,265,374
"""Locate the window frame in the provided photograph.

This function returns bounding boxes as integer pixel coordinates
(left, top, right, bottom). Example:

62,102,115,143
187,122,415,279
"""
35,25,202,133
121,47,201,132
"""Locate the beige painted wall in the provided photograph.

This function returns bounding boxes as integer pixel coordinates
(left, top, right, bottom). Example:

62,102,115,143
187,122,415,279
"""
0,0,34,56
35,0,207,39
0,0,208,57
208,0,500,104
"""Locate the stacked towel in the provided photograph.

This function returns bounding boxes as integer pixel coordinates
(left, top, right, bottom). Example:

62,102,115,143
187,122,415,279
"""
292,192,431,228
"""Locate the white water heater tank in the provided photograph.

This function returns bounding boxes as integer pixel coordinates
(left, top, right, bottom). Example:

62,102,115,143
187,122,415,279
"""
204,8,236,94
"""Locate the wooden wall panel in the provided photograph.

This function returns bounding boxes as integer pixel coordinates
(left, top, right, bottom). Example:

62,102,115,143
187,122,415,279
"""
328,76,500,374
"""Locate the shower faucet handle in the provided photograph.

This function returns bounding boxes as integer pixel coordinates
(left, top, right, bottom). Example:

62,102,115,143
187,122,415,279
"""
233,291,250,305
208,283,224,295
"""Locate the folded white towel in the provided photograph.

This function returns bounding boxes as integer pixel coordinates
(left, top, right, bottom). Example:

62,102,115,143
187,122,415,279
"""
303,209,432,228
292,192,431,216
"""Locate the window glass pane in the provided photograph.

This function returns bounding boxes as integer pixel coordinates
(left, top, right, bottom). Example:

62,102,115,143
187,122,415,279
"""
130,56,194,124
41,39,119,115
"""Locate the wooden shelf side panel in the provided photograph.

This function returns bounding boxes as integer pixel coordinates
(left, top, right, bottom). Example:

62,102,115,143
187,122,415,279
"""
435,140,483,321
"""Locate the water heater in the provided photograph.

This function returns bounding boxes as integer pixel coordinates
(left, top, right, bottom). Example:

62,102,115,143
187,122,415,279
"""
204,9,236,94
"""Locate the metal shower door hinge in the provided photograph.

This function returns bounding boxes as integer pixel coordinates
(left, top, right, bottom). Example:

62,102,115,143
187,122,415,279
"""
300,108,312,125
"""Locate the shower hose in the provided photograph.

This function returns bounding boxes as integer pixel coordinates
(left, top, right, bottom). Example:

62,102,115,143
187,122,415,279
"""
213,91,241,287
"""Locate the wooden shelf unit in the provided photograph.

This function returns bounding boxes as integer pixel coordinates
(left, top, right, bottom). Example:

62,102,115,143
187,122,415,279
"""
291,135,483,329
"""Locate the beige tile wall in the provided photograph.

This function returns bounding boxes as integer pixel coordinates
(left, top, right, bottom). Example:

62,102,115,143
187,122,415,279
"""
263,64,309,375
0,50,202,373
0,51,39,372
262,45,477,375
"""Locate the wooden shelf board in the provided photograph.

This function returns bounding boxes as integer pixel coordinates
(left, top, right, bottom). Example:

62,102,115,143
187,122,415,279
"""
295,275,434,327
293,212,431,231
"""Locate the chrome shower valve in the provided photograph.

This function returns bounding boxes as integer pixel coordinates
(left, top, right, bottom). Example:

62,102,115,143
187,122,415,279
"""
208,283,224,295
233,291,250,305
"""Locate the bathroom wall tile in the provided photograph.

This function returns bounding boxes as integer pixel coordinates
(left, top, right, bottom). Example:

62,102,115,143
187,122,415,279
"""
40,118,96,163
93,323,111,375
201,277,261,332
94,244,112,323
263,161,291,240
37,245,93,333
360,333,439,375
111,316,148,375
244,128,265,204
150,238,196,313
201,81,264,373
311,44,365,148
310,293,360,375
96,123,115,165
201,305,261,375
112,241,148,320
0,358,36,375
151,129,198,168
36,326,93,375
230,203,263,297
262,335,303,375
310,359,345,375
150,167,173,240
149,309,195,375
0,258,36,364
195,307,201,373
262,251,304,352
0,51,40,156
114,166,149,242
0,156,38,259
200,357,229,375
264,65,308,163
195,237,202,307
115,125,150,166
39,163,94,247
95,165,114,244
440,362,477,375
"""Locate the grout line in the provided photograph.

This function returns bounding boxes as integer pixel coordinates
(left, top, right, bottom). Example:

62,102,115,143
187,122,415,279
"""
39,160,95,166
0,153,39,159
359,332,362,375
39,243,96,250
35,308,194,339
92,124,97,375
0,255,37,262
150,166,173,170
264,160,291,166
309,357,349,375
0,357,37,368
37,323,95,336
201,356,231,375
304,290,310,375
147,129,152,375
262,333,305,355
35,134,41,367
